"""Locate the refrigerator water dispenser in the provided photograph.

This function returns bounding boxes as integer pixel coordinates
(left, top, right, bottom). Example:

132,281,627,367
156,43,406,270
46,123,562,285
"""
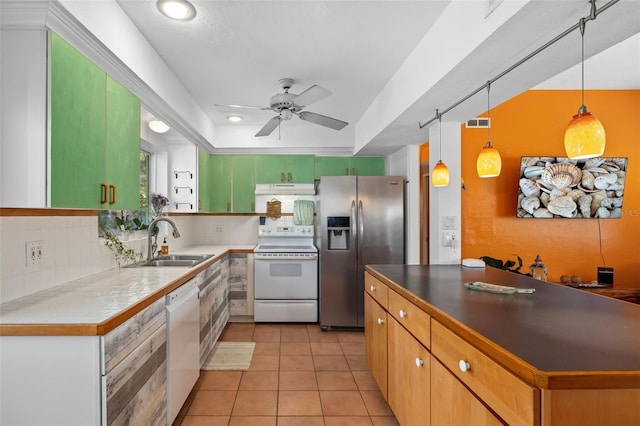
327,216,350,250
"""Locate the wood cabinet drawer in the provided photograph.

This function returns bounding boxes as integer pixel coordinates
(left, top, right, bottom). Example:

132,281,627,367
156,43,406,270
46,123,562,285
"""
365,273,388,309
432,320,538,426
388,290,430,349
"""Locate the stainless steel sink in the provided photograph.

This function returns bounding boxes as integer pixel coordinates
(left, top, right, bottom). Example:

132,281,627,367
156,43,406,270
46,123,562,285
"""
129,254,214,267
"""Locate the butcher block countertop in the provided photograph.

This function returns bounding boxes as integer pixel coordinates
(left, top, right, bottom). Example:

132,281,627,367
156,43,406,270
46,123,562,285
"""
0,245,254,337
365,264,640,390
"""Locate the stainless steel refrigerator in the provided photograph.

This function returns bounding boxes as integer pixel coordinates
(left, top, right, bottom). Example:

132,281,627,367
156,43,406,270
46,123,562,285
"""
319,176,405,329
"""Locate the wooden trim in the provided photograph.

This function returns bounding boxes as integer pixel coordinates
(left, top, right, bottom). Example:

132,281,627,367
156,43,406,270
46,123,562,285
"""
0,208,98,217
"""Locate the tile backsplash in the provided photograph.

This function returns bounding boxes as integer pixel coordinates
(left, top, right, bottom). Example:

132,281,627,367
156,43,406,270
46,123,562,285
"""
0,213,259,304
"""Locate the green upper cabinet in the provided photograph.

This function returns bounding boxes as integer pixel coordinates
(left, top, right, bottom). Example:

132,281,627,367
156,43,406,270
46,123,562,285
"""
50,33,105,208
314,156,385,178
314,157,351,178
105,76,141,210
255,155,315,183
232,156,256,213
208,155,233,212
198,149,210,212
49,32,140,210
350,156,385,176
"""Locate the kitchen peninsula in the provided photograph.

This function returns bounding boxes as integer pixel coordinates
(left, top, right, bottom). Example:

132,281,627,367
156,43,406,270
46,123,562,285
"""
365,264,640,426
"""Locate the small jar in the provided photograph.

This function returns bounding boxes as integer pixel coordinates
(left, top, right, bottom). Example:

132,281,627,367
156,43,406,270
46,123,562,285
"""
529,255,547,280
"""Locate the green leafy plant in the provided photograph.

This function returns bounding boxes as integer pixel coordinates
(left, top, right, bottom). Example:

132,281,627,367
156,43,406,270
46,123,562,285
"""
132,218,148,231
115,216,131,231
480,255,531,276
100,225,142,267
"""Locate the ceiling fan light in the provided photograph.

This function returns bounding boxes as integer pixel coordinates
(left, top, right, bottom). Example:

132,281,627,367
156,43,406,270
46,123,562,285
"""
476,141,502,178
431,160,450,187
564,109,605,159
148,119,170,133
157,0,196,21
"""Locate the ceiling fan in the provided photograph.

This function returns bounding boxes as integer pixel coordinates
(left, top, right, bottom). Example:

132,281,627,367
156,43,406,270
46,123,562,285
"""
218,78,348,137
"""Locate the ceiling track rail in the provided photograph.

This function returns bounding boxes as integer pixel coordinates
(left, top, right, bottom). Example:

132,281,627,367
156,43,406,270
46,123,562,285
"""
418,0,620,129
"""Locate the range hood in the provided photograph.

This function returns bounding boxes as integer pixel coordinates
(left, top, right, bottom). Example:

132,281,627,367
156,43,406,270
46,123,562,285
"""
255,183,316,195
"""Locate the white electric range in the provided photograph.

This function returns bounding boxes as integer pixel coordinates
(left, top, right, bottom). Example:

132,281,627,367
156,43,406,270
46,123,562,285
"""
254,225,318,322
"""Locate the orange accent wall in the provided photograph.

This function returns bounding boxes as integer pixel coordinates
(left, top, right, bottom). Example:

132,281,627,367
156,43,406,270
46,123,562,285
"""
461,90,640,287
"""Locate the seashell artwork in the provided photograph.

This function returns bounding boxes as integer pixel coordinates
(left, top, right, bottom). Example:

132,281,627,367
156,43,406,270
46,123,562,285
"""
517,156,627,219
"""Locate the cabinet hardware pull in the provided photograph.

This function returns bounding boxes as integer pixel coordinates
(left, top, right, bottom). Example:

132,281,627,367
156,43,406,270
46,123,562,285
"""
100,183,107,204
174,202,192,210
345,168,349,176
459,360,471,372
227,202,231,212
251,202,255,211
287,172,291,182
370,285,376,291
174,170,193,179
377,318,384,325
399,310,407,318
174,186,193,194
351,167,355,175
415,358,424,367
109,185,116,205
280,172,285,182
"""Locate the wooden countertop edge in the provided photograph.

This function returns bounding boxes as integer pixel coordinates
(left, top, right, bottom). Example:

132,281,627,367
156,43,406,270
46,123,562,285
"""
365,266,640,390
0,248,254,337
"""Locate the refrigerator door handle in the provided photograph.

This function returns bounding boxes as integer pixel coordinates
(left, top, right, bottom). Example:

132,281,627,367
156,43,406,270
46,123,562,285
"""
350,200,357,266
358,200,364,267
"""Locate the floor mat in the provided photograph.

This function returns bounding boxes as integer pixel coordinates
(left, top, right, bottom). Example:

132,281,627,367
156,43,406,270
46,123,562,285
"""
201,342,255,371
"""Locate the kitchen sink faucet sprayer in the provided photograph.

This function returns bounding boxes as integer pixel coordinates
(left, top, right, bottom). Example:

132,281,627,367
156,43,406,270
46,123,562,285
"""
147,217,181,261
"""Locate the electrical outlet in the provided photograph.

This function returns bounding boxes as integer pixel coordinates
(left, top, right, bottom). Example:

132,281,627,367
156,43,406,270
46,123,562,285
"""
215,225,223,233
25,240,43,267
442,232,456,247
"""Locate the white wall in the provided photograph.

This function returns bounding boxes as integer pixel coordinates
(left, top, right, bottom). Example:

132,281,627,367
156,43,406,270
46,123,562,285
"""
387,146,420,265
428,121,461,265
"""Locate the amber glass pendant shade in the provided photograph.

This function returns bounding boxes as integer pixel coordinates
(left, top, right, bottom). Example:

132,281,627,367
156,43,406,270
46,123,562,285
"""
476,141,502,178
431,160,450,187
564,110,605,159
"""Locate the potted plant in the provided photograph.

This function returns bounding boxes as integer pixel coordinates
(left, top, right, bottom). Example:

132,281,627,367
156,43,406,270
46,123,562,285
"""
115,213,132,241
151,193,169,217
132,218,148,238
99,225,142,267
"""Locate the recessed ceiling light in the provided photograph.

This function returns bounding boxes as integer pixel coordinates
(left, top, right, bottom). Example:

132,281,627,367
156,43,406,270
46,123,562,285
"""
149,120,170,133
227,115,244,122
157,0,196,21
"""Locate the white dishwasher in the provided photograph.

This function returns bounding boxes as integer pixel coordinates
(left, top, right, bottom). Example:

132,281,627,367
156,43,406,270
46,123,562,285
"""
166,278,200,425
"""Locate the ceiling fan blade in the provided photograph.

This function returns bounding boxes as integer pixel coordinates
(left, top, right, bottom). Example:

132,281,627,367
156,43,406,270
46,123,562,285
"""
297,111,348,131
293,85,331,107
215,103,270,111
255,116,281,137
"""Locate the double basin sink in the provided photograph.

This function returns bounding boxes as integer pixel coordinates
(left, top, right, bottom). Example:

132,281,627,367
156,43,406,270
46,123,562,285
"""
130,254,214,268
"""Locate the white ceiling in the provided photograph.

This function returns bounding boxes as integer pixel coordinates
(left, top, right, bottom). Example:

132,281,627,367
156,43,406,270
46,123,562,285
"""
117,0,640,155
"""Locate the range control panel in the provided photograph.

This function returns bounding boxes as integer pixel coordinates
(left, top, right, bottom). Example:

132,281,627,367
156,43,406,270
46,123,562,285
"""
258,225,314,237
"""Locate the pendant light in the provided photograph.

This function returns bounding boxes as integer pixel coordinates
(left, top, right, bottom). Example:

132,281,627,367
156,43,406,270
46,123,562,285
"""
431,110,450,187
476,81,502,178
564,4,605,160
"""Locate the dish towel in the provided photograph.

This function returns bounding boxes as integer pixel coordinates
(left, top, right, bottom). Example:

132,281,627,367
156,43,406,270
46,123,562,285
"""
293,200,314,225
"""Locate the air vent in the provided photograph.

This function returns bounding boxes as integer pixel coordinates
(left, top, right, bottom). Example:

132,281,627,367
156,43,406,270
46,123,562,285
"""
465,118,491,128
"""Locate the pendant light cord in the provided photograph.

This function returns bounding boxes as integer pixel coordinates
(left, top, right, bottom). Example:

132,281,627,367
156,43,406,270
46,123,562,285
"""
486,81,491,142
437,109,442,159
580,18,586,108
418,0,618,129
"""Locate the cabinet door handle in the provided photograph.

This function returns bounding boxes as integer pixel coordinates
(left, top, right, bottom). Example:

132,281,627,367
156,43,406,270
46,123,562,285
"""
399,310,407,318
287,172,291,182
377,317,384,325
459,360,471,372
351,167,356,175
415,358,424,367
280,172,285,182
100,184,107,204
345,168,349,176
227,202,231,212
370,285,376,292
109,185,116,205
251,202,255,212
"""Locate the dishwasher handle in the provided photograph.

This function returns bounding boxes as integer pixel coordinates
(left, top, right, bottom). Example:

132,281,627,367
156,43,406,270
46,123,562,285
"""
166,285,199,308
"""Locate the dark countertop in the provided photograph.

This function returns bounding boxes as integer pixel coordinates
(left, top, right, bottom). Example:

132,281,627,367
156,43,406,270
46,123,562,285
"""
366,264,640,386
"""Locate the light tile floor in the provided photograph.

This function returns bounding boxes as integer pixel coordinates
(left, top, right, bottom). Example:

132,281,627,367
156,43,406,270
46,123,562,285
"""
173,322,400,426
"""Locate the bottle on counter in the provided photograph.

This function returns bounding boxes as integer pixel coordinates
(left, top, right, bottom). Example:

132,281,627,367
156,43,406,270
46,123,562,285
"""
529,255,547,280
161,237,169,256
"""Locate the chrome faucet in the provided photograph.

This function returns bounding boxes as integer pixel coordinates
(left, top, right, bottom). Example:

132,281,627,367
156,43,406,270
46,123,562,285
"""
147,216,181,261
